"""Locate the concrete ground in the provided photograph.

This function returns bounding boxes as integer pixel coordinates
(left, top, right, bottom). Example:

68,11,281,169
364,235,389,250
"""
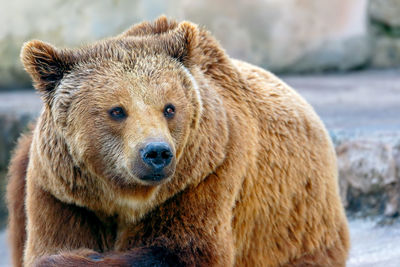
283,69,400,132
0,69,399,266
0,230,9,266
1,219,400,266
347,219,400,267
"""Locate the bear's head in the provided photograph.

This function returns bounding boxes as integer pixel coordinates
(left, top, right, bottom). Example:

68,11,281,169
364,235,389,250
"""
21,17,231,219
20,18,218,208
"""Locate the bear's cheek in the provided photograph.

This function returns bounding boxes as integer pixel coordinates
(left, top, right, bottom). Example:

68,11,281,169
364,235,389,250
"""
167,107,191,159
76,127,126,180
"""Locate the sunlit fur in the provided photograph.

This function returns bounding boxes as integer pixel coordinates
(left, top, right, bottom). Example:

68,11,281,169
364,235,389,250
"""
7,17,349,267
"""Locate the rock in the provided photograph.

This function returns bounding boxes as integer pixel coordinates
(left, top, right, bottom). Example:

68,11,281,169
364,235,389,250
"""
289,36,370,72
0,171,7,230
369,0,400,28
368,0,400,68
0,91,41,229
337,140,400,217
387,143,400,217
0,114,33,228
0,92,41,170
370,37,400,68
0,115,32,170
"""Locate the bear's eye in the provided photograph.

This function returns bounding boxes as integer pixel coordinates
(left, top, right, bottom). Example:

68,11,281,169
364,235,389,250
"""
108,107,127,121
163,104,175,119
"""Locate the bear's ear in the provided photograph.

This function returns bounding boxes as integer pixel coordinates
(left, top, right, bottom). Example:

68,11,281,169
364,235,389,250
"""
160,21,199,67
120,15,178,37
20,40,75,99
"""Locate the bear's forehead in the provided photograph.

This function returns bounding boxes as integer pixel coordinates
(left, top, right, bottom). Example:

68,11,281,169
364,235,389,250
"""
72,59,183,87
71,42,182,78
56,39,189,104
71,38,177,66
65,40,182,81
60,55,185,102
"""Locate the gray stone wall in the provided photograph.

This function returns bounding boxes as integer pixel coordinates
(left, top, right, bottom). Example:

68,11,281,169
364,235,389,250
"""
368,0,400,67
1,0,400,89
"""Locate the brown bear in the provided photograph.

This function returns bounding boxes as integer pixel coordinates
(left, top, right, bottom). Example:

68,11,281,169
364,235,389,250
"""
7,16,349,266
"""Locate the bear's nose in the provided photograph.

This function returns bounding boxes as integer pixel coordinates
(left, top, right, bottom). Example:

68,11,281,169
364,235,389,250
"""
140,142,173,172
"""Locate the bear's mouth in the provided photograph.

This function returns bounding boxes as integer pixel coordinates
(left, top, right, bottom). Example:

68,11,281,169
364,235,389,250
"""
110,173,171,190
141,173,167,182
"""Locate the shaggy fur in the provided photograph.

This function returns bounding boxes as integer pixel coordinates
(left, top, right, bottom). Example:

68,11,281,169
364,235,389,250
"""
7,17,349,267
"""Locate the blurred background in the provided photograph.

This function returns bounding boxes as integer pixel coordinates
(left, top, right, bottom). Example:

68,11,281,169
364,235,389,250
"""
1,0,400,266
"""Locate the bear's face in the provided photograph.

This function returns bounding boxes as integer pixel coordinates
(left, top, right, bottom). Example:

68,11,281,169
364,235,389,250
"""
21,22,203,193
59,55,197,188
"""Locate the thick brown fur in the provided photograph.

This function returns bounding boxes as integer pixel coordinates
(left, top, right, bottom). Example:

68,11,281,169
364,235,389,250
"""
7,16,349,267
7,132,32,267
